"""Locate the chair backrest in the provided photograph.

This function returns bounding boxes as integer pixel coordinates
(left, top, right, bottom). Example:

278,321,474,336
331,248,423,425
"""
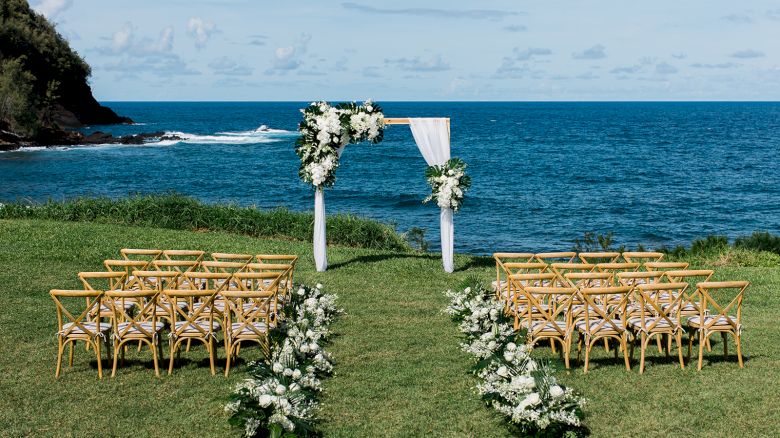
104,289,159,339
578,252,621,264
693,281,749,331
622,251,664,264
578,285,632,333
644,261,690,272
120,248,162,263
521,286,576,337
162,289,219,337
180,271,232,292
78,271,126,292
222,289,275,337
132,270,181,291
103,260,148,288
162,249,205,263
635,283,689,331
534,252,576,264
233,271,285,293
212,252,253,263
256,254,298,266
564,272,613,289
200,260,249,275
550,263,596,286
596,262,640,282
50,289,104,337
152,259,199,274
616,271,665,287
494,253,535,293
663,269,714,284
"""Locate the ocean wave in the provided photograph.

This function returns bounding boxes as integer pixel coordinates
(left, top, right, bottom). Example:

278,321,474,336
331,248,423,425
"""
160,124,297,145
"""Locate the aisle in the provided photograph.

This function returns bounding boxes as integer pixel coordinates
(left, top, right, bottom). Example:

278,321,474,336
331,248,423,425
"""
302,251,510,437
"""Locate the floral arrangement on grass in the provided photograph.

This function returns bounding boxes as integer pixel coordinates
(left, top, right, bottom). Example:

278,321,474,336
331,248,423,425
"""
423,158,471,211
226,283,343,437
444,278,586,437
296,100,385,188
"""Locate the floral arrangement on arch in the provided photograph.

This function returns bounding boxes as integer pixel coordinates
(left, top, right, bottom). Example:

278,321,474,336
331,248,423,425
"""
295,100,385,188
424,158,471,212
444,279,586,437
226,283,344,437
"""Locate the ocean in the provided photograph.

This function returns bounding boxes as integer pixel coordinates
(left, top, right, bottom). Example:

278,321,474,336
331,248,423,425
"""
2,102,779,254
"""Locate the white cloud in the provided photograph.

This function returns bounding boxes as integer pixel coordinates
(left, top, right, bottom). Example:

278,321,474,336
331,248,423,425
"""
513,47,552,61
266,33,311,74
209,57,253,76
102,23,173,56
730,49,765,59
572,44,606,60
385,55,450,72
187,17,217,49
111,23,134,53
33,0,73,19
655,62,678,75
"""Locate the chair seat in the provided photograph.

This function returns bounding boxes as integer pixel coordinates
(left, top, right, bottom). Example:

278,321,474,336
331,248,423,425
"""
628,317,677,332
661,303,698,315
688,315,738,329
575,319,625,334
491,280,507,292
116,321,165,336
99,300,137,313
514,304,551,316
155,301,188,313
524,320,568,335
173,320,221,335
60,322,111,336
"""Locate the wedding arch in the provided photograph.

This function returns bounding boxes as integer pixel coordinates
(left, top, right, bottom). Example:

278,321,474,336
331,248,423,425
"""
295,101,469,273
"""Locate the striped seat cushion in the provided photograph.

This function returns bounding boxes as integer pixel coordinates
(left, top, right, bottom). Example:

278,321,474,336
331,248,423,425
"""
575,319,625,333
173,320,221,334
59,322,110,336
116,321,164,335
688,315,738,328
527,320,568,334
230,322,270,336
661,303,698,315
628,317,676,331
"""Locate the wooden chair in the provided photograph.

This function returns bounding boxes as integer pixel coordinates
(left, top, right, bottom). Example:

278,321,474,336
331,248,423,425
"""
687,281,749,370
495,262,548,304
520,286,576,368
162,249,205,263
256,254,298,292
51,289,111,378
185,271,233,321
574,285,633,372
212,252,254,263
120,248,162,264
622,251,664,265
645,261,689,272
223,272,283,376
629,283,688,373
493,253,535,295
550,263,596,287
578,252,621,264
132,270,184,325
245,263,294,300
507,272,556,330
103,260,148,290
105,288,164,377
163,287,223,375
78,271,132,322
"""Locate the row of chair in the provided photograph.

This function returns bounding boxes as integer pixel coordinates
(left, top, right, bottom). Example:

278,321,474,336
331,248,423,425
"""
51,249,298,379
493,251,749,373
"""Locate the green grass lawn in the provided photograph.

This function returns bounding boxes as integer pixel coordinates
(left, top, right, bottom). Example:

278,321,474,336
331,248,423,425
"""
1,219,778,437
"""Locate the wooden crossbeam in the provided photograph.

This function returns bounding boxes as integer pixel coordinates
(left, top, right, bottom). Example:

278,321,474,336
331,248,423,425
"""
383,117,450,126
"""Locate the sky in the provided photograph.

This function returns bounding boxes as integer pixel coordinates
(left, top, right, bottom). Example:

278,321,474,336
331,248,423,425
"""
33,0,780,101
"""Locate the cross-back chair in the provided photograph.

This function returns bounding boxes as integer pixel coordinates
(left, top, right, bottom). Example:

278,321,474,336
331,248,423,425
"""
104,288,164,377
574,285,633,372
578,252,621,264
162,249,205,263
494,262,548,303
78,271,132,321
520,286,576,368
103,259,148,290
506,272,556,330
622,251,665,265
534,252,576,264
120,248,162,264
162,287,223,375
687,281,749,370
596,262,640,283
212,252,254,263
550,263,596,287
132,270,184,325
51,289,111,378
645,261,690,272
629,283,688,373
493,253,536,295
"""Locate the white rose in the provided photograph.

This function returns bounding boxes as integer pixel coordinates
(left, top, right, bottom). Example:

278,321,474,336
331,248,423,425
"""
275,384,286,395
549,385,564,398
283,368,293,377
496,366,509,378
316,283,323,289
506,342,517,351
525,392,541,406
292,369,302,379
503,352,515,362
299,344,310,353
272,362,283,373
258,394,273,408
309,343,319,352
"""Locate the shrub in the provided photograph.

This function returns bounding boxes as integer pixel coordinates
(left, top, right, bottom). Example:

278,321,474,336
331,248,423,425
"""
735,231,780,255
0,194,411,251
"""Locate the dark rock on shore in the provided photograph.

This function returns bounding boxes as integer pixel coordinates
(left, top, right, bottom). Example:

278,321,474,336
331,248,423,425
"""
0,129,184,151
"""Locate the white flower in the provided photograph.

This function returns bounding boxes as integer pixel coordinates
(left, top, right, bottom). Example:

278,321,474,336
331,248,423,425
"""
292,369,302,379
272,362,283,373
506,342,517,351
316,283,323,289
550,385,564,398
299,344,310,354
258,394,273,407
283,368,293,377
496,366,509,378
275,384,286,395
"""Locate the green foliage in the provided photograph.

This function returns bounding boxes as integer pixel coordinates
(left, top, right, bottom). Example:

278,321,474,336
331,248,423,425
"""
0,57,37,134
572,231,615,252
735,231,780,255
404,226,429,252
0,194,411,251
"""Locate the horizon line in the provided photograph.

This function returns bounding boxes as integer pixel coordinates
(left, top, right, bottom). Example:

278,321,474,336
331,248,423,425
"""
99,100,780,103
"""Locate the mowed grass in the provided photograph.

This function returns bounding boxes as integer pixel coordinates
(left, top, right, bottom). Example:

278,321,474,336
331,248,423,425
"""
1,219,779,437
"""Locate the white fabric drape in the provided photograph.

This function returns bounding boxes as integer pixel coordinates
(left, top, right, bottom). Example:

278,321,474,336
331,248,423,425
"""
409,118,454,273
313,145,347,272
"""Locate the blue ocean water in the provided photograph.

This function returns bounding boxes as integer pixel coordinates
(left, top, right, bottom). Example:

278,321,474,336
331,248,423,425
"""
2,102,779,254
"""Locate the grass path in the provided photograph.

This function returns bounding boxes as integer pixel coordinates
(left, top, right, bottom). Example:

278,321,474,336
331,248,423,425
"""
2,219,779,437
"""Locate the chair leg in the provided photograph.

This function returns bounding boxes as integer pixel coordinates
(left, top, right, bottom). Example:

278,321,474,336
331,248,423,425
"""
687,331,693,363
563,338,570,369
639,333,647,374
112,341,120,378
55,338,65,378
550,338,556,354
735,333,744,368
208,338,216,376
168,340,177,375
622,336,631,371
604,338,610,353
583,341,591,374
676,331,685,369
722,332,728,359
95,340,103,379
576,332,582,365
697,331,705,371
151,341,160,378
656,336,663,354
224,341,233,377
68,341,74,367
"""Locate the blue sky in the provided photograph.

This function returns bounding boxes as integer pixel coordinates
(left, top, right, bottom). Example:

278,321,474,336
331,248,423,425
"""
34,0,780,101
